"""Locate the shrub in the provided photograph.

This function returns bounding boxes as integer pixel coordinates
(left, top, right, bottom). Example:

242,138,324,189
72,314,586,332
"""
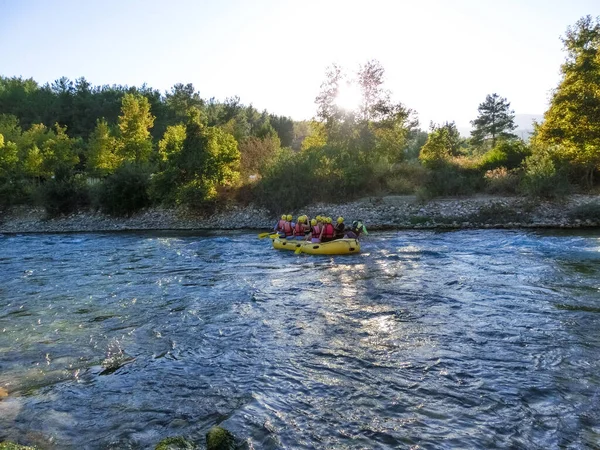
176,178,218,210
479,140,531,171
484,167,521,194
39,175,90,216
421,160,484,197
98,163,150,216
520,152,569,198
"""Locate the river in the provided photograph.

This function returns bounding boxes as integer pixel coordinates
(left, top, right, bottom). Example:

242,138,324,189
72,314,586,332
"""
1,230,599,449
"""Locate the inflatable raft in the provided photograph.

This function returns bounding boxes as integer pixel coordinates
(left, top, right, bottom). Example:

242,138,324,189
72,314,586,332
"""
271,237,303,251
272,237,360,255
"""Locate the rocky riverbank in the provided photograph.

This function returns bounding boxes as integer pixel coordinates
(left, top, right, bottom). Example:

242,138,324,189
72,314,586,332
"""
1,195,600,234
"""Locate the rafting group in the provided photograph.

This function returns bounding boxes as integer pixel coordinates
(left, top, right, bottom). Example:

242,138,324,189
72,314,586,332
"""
273,214,368,243
260,214,367,255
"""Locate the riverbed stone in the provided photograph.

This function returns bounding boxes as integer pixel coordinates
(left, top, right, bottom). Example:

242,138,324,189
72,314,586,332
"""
206,426,235,450
0,444,36,450
155,436,197,450
1,194,599,233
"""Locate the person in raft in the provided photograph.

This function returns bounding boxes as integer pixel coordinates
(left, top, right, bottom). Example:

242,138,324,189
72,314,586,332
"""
334,216,346,239
319,217,336,242
279,214,294,238
307,218,321,242
274,214,287,233
345,220,368,239
293,215,309,240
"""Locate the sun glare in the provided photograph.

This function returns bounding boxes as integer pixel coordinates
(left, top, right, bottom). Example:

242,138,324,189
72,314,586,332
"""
335,83,362,112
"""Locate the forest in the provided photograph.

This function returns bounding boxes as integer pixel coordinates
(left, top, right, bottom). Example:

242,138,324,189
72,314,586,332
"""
0,15,598,216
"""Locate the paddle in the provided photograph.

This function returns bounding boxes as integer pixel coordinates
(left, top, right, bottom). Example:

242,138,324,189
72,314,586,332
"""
258,232,280,239
294,244,304,254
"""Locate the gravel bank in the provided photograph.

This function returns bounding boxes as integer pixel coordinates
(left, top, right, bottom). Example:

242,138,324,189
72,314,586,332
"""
1,195,599,234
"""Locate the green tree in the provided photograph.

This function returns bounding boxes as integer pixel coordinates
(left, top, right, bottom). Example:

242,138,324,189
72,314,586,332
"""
315,64,344,128
41,124,79,180
117,93,155,164
534,15,600,186
157,124,186,164
87,118,120,176
419,122,464,167
470,93,517,148
0,134,19,176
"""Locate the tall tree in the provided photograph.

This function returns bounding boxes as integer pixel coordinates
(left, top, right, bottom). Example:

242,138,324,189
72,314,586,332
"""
315,64,344,127
87,118,120,176
117,93,155,164
534,15,600,186
357,59,389,122
470,93,517,148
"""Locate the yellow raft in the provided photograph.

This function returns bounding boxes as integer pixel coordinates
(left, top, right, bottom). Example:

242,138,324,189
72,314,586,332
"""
272,238,360,255
271,238,304,251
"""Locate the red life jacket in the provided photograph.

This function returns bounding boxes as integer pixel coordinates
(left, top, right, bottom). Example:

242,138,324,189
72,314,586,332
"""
276,219,286,231
283,221,293,236
322,223,335,238
312,224,321,236
295,222,305,236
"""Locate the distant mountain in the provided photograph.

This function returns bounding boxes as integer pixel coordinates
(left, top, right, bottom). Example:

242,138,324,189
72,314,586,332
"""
458,114,544,139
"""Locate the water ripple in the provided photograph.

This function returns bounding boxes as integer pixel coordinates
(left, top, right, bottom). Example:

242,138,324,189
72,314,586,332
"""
0,229,599,448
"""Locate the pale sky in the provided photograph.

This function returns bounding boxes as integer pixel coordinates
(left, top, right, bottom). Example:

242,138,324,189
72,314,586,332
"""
1,0,598,129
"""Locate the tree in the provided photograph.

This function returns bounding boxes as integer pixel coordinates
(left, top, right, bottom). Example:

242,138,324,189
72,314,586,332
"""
534,15,600,186
117,93,155,164
315,64,344,127
470,93,517,148
87,118,120,176
419,122,464,167
239,135,280,179
357,59,390,122
157,124,186,164
41,123,79,180
0,134,19,177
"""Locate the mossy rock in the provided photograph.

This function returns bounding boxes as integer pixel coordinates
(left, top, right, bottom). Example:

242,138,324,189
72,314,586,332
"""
155,436,196,450
206,426,235,450
0,443,37,450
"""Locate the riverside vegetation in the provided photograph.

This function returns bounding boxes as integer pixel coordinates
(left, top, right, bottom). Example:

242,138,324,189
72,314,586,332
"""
1,16,600,221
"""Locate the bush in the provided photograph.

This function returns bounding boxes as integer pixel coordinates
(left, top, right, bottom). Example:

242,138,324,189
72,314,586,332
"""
148,168,179,206
98,163,150,216
520,152,569,198
421,160,484,197
385,161,427,194
479,140,531,171
39,175,90,216
176,178,217,210
0,179,31,206
484,167,522,194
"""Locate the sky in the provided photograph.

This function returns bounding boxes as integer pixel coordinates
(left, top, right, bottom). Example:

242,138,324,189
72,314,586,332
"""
1,0,599,130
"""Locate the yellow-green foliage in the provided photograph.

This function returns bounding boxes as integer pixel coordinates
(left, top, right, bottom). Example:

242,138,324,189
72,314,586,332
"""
117,93,155,164
534,16,600,185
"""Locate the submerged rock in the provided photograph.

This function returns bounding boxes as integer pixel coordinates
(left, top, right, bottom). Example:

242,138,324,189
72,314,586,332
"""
206,426,235,450
155,436,197,450
0,443,36,450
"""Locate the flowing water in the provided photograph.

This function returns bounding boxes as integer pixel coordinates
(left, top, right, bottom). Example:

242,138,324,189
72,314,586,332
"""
1,230,600,449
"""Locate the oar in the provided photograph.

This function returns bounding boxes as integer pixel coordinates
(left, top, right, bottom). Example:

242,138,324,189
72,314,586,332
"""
258,232,279,239
294,245,303,254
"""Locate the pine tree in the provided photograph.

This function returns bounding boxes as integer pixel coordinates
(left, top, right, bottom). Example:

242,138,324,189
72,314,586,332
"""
470,93,517,148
